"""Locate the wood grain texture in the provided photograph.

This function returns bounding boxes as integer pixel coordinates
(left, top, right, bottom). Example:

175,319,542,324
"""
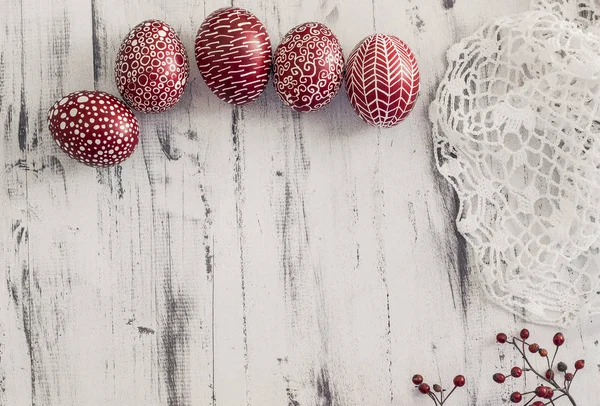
1,1,599,405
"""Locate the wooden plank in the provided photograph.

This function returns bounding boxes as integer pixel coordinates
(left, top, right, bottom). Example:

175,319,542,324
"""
0,0,106,404
228,1,402,405
1,0,600,405
90,1,220,405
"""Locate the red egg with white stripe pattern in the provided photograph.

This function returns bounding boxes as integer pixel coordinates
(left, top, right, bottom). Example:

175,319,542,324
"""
273,22,344,112
195,7,272,105
47,91,139,167
115,20,190,113
345,34,420,128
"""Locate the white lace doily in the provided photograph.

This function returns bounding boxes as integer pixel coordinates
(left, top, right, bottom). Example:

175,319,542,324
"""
430,0,600,326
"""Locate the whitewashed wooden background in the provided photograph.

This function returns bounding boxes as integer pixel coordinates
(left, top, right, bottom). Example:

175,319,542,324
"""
1,0,599,405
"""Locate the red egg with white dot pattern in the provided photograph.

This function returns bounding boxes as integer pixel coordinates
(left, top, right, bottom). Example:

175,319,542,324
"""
195,7,272,105
47,91,140,167
115,19,190,113
273,22,344,112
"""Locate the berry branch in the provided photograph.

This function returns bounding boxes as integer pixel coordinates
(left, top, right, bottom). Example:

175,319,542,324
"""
412,374,465,404
494,329,585,405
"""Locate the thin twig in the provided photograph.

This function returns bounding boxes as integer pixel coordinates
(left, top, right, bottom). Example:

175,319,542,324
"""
444,386,457,402
550,346,558,368
428,392,441,406
512,339,558,388
523,395,537,406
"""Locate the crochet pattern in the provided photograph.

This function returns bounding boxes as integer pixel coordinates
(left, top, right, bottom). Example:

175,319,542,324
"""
430,0,600,326
533,0,600,29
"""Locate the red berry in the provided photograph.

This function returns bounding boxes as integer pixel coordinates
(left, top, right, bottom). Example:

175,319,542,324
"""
496,333,508,344
545,369,555,380
535,386,548,398
520,329,530,340
418,383,430,394
528,343,540,353
532,402,544,406
553,332,565,347
433,384,442,393
565,373,574,381
545,389,554,399
510,392,523,403
538,348,548,357
453,375,466,387
575,359,585,370
511,367,523,378
412,375,423,385
493,373,506,383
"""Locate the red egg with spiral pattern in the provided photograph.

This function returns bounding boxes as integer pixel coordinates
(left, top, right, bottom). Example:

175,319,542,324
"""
195,7,272,105
47,91,139,167
345,34,420,128
115,20,190,113
273,22,345,112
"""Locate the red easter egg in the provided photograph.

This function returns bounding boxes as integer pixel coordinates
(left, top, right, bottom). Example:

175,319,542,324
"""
47,91,140,167
345,34,420,128
273,22,344,112
115,20,190,113
195,7,272,105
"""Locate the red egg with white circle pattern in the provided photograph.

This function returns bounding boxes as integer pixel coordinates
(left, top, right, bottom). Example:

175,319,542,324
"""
273,22,344,112
195,7,272,105
115,19,190,113
47,91,139,167
345,34,420,128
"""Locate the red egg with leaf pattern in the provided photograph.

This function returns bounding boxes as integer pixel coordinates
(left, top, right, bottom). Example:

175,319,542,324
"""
345,34,420,128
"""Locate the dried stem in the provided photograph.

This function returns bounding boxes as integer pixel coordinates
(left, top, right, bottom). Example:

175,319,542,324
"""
444,386,457,402
424,385,460,405
551,346,559,369
428,392,441,406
